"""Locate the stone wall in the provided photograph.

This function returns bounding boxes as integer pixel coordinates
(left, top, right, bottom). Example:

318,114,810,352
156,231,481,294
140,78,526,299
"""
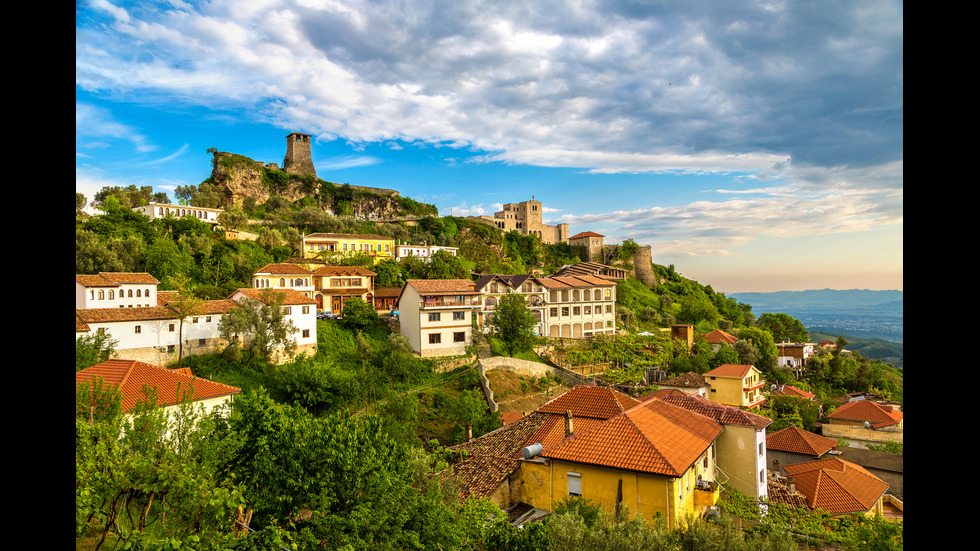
633,245,655,286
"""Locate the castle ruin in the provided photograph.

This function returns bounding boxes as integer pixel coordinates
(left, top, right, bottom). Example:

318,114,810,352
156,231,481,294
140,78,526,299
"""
282,132,317,178
468,199,569,244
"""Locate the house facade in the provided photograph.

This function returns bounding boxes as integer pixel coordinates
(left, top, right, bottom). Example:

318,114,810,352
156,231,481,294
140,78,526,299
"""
776,341,815,369
250,263,315,298
473,274,548,335
227,288,318,359
397,279,482,357
301,233,395,264
394,243,459,261
538,275,617,338
76,272,161,309
704,364,766,409
133,202,223,224
310,265,377,313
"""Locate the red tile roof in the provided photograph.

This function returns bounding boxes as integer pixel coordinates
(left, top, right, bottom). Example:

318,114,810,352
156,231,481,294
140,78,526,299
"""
777,385,816,400
705,364,755,378
827,400,903,429
312,265,377,277
659,371,708,389
76,359,240,412
254,263,314,275
657,393,772,430
702,329,737,345
535,385,641,420
76,272,161,287
569,231,604,239
544,398,723,477
766,426,837,456
783,457,889,515
405,279,479,295
231,288,316,305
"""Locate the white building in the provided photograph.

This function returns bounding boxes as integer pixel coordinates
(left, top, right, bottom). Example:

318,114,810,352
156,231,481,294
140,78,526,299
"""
75,272,161,309
394,243,459,261
250,263,315,298
473,274,548,336
538,275,617,338
397,279,481,357
133,202,223,224
227,288,318,358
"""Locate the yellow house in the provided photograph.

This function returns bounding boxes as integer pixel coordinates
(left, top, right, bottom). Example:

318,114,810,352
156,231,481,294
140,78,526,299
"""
301,233,395,264
704,364,766,409
446,386,724,528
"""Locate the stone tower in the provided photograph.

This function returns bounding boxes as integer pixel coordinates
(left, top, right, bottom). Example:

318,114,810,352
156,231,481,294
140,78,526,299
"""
282,132,317,178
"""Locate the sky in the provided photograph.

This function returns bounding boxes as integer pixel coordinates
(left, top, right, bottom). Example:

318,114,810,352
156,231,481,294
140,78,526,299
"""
76,0,903,294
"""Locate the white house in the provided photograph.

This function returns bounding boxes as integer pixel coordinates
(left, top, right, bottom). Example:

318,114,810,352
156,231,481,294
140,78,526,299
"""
473,274,548,336
394,243,460,261
250,263,315,298
538,275,617,338
76,359,240,421
133,202,223,224
227,288,318,358
397,279,481,357
76,272,161,309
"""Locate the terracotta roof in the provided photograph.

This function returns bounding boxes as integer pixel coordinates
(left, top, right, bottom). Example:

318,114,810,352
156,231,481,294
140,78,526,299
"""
705,364,755,378
766,471,809,508
474,274,537,292
569,231,604,239
658,393,772,429
254,263,314,275
231,288,316,306
537,275,615,289
659,371,708,389
405,279,479,295
76,272,161,287
637,388,687,401
450,413,550,459
777,385,816,400
312,265,377,277
76,307,177,324
702,329,737,345
783,457,889,515
442,454,521,503
543,398,723,477
373,286,402,297
76,359,240,412
767,426,837,456
827,400,903,429
535,385,641,420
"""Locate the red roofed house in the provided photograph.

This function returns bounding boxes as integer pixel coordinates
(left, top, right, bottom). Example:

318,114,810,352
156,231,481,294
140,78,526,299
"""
776,341,816,370
77,359,240,418
766,426,839,475
250,263,315,298
75,272,161,309
821,399,903,449
701,329,737,352
704,364,766,409
772,384,816,401
444,385,725,528
227,288,318,360
783,457,890,517
397,279,482,357
568,231,604,263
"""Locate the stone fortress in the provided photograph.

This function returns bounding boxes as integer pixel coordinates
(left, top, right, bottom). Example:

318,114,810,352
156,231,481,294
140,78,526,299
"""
266,132,399,197
468,199,569,245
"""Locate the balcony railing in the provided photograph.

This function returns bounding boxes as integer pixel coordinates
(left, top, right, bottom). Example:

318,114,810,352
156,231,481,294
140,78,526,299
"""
420,298,482,308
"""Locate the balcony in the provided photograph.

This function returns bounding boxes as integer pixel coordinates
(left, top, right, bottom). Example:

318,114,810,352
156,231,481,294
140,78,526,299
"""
694,480,721,507
420,298,482,309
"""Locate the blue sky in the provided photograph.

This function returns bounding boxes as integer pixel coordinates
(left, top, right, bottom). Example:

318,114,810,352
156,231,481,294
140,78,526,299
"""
76,0,902,293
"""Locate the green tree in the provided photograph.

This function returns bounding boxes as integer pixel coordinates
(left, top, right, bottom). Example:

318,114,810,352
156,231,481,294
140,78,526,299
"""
488,292,538,356
165,273,207,366
757,312,809,342
76,332,119,371
340,296,381,332
219,289,299,365
217,207,250,231
737,326,778,372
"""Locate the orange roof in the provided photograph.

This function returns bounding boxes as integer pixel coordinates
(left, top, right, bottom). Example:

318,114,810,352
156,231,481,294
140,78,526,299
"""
254,263,314,275
766,426,837,456
569,231,604,239
231,288,316,306
702,329,737,345
76,272,161,287
783,457,889,515
312,265,377,277
705,364,755,378
405,279,479,295
658,393,772,429
535,385,640,420
827,400,903,429
778,385,816,400
538,275,615,289
76,359,240,412
543,398,723,477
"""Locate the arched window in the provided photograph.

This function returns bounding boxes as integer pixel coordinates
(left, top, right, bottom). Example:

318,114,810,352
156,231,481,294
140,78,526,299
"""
108,290,114,300
280,278,286,287
98,290,105,300
145,288,150,296
128,289,133,298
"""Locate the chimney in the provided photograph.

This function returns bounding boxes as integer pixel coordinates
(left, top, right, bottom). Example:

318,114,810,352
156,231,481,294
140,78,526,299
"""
465,422,473,441
787,475,796,494
565,410,574,438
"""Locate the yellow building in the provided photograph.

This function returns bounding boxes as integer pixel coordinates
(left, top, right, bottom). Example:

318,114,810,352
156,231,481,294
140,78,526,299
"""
301,233,395,264
704,364,766,409
446,386,724,528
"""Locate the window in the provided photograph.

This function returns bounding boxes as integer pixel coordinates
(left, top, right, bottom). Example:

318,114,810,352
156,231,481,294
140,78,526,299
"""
302,329,310,338
128,290,133,298
145,289,150,297
134,326,141,334
302,306,310,314
561,307,569,316
284,307,292,315
168,345,175,353
584,306,591,315
199,339,206,345
169,324,175,332
453,331,466,342
428,313,441,322
193,317,199,323
550,307,558,317
280,278,286,287
90,290,94,299
429,333,441,344
567,473,582,497
760,469,765,484
573,306,581,316
759,442,764,456
108,290,115,300
453,311,465,321
206,316,212,322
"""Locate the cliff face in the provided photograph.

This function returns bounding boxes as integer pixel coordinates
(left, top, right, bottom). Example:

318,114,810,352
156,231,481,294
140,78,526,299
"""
208,151,428,219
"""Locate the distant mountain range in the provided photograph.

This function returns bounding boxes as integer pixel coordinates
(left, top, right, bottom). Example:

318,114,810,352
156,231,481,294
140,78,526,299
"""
728,289,903,346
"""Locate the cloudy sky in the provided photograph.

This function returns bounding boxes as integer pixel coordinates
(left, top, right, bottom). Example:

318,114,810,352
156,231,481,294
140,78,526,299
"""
76,0,902,293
